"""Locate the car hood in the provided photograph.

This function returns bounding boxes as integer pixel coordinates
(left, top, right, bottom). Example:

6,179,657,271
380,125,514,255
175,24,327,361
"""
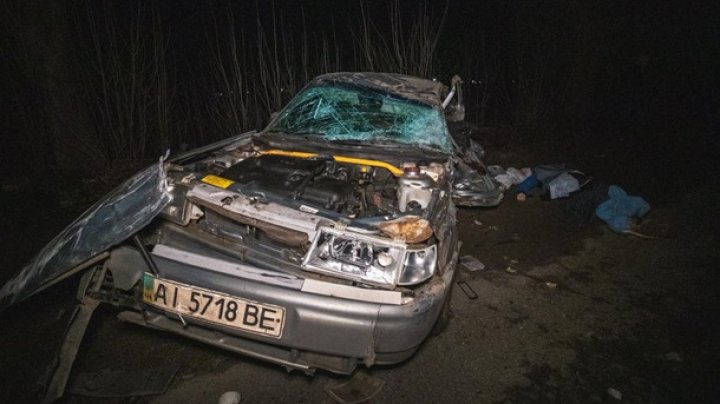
0,132,258,311
0,158,171,311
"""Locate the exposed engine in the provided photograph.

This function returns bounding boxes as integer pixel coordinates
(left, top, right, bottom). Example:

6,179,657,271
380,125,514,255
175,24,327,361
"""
221,155,356,212
162,148,449,252
213,153,424,218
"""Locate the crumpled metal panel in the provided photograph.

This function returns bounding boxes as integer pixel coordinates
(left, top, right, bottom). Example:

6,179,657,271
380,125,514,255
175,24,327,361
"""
0,158,171,311
312,72,446,108
452,169,505,207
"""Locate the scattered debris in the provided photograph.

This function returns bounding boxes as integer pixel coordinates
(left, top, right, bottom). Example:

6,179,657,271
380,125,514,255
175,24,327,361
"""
516,173,538,198
493,167,532,188
595,185,650,233
459,255,486,272
325,372,385,404
505,266,517,274
473,219,483,226
43,296,101,403
218,391,242,404
485,225,499,232
516,193,527,202
457,281,479,299
535,165,590,200
548,172,580,199
564,181,611,225
67,366,179,398
545,281,557,289
606,387,623,400
486,165,505,177
634,219,676,239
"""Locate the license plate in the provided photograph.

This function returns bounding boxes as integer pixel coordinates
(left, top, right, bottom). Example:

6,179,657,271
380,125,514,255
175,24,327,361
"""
142,274,285,338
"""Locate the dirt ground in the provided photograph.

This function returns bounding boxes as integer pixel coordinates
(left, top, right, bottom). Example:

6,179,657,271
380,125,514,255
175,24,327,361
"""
1,130,718,403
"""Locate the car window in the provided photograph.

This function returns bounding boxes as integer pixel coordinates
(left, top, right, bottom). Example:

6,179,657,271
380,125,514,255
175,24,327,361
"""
269,84,452,152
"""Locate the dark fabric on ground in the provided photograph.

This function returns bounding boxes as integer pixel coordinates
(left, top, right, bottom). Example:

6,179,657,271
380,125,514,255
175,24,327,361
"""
563,181,610,225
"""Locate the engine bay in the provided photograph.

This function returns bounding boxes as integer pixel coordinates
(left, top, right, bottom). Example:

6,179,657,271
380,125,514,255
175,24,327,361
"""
183,148,446,219
222,155,352,210
160,144,451,263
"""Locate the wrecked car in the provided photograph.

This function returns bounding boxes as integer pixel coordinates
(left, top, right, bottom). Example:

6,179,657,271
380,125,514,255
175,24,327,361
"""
0,73,502,398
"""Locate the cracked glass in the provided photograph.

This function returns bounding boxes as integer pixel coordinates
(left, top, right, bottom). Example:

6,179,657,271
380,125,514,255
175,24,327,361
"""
269,84,451,152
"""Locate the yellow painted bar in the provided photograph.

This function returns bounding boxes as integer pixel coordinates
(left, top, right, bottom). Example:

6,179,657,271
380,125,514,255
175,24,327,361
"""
201,175,235,189
260,149,404,176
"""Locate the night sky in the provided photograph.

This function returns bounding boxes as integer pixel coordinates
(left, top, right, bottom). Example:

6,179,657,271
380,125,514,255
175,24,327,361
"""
2,0,716,177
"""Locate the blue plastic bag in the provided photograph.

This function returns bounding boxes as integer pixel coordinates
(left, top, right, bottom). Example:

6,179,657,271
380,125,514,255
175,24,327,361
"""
595,185,650,232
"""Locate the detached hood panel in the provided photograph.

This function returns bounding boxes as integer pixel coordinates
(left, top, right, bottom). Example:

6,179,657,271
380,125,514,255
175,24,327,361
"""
0,160,171,310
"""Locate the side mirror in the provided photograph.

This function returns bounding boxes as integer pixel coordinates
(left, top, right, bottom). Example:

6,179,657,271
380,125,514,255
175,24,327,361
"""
445,75,465,122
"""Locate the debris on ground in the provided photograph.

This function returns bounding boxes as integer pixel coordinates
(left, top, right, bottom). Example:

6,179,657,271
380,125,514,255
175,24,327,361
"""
534,165,590,200
486,165,505,177
492,167,532,188
492,164,591,201
43,296,101,403
503,257,519,274
473,219,483,226
459,255,486,272
632,218,676,239
218,391,242,404
325,372,385,404
457,281,479,299
606,387,623,400
547,172,580,199
516,174,538,200
595,185,650,233
67,366,179,398
564,181,611,225
545,281,557,289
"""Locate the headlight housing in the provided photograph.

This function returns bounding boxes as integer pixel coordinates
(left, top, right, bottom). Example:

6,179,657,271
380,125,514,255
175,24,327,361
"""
302,227,437,289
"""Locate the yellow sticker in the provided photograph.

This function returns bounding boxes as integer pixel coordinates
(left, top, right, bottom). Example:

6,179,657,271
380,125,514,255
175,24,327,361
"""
201,175,235,189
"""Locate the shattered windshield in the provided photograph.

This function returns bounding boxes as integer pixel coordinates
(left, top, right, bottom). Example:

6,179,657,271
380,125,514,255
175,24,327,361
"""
268,84,452,152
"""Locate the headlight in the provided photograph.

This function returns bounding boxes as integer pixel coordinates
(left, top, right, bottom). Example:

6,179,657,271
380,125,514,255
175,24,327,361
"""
302,227,437,288
399,244,437,285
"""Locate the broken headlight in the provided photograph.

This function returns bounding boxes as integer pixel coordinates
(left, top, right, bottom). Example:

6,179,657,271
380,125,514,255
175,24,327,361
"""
302,227,436,289
399,244,437,285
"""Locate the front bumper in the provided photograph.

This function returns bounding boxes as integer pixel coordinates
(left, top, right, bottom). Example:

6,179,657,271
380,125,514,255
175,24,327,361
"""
115,242,456,374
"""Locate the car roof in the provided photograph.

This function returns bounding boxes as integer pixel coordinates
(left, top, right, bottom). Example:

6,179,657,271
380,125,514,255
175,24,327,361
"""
310,72,447,108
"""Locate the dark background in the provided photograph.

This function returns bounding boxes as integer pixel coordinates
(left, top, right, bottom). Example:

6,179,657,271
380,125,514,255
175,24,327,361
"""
1,0,717,183
1,2,720,402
